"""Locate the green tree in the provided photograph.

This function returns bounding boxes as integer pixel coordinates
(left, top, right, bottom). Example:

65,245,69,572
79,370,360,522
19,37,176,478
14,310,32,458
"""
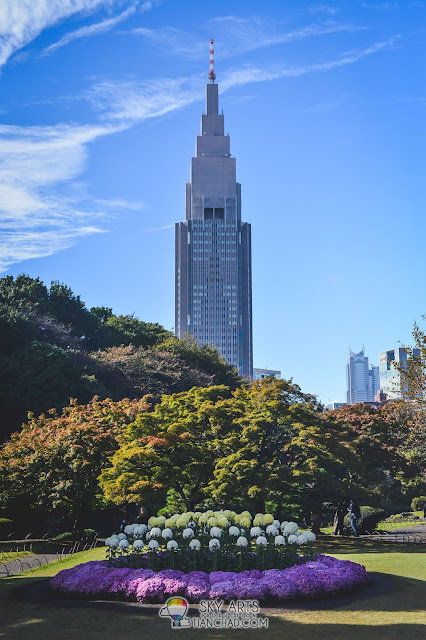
100,386,232,510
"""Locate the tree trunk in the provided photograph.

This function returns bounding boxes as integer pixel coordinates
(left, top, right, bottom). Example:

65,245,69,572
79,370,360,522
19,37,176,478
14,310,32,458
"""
311,512,322,535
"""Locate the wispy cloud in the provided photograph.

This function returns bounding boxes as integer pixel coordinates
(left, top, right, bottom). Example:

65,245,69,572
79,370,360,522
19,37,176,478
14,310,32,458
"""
0,34,400,271
86,36,399,125
43,4,137,55
0,121,125,270
307,5,341,14
0,0,120,69
95,198,146,210
129,17,368,60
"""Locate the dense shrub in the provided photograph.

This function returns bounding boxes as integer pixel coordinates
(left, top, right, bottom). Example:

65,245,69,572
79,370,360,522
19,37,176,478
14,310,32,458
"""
344,506,385,533
411,496,426,512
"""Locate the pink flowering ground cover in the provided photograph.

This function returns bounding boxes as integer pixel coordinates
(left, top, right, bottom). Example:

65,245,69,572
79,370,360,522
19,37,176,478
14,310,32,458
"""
50,554,368,603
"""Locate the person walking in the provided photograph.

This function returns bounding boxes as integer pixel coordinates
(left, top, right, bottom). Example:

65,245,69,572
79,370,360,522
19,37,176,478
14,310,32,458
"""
348,499,361,537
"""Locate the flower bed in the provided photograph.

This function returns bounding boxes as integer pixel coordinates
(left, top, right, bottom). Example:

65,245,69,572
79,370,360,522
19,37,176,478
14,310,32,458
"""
50,555,368,603
103,511,317,573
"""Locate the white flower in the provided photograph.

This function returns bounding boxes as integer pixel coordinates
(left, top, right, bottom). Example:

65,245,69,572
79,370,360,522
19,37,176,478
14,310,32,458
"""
273,520,281,528
162,528,173,539
266,524,279,536
296,536,305,545
250,526,262,537
280,521,289,531
287,534,298,544
229,526,240,536
274,535,286,546
304,531,316,543
124,524,136,536
118,533,127,541
145,532,151,541
189,539,201,550
209,538,220,550
119,539,129,549
133,524,147,538
133,539,143,550
210,526,222,538
148,539,159,551
236,536,248,547
256,536,268,547
284,522,299,535
183,528,194,539
167,540,179,551
150,527,162,538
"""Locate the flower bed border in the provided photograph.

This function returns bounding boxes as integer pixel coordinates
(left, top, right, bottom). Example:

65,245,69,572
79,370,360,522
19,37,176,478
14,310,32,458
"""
50,554,369,604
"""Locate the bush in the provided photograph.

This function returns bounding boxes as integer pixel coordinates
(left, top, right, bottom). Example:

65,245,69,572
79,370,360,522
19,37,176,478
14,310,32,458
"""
344,506,385,533
53,528,97,541
411,496,426,512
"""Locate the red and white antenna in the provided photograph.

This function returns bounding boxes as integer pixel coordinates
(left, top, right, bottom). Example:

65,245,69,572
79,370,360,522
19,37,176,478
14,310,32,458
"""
209,38,216,83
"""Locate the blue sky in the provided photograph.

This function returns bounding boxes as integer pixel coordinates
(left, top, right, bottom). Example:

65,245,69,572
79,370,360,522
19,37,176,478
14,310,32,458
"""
1,0,425,404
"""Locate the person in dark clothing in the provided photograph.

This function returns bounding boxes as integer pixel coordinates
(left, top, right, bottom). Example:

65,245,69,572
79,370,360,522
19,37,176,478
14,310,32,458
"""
333,501,346,535
348,499,361,536
119,519,127,533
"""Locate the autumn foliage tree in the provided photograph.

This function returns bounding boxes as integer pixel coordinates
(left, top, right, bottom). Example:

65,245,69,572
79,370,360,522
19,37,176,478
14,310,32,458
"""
0,397,149,537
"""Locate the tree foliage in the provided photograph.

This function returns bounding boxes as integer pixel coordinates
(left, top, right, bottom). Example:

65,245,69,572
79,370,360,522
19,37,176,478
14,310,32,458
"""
0,397,149,535
0,275,241,438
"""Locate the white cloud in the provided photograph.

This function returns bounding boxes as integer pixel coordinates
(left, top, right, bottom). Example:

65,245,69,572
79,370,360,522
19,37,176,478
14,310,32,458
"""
129,18,367,60
86,36,399,125
0,34,400,271
95,198,146,209
0,0,121,69
0,121,124,270
43,4,137,54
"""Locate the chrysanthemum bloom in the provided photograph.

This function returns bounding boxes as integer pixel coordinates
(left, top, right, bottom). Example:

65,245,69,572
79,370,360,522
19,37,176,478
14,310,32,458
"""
266,524,279,536
280,521,289,530
118,533,127,541
250,526,262,537
287,534,298,544
253,514,264,527
208,517,218,527
133,539,143,550
284,522,299,535
133,524,147,538
150,527,162,538
274,535,286,546
124,524,136,536
148,540,159,551
183,528,194,538
236,536,248,547
209,538,220,550
162,528,173,539
167,540,178,551
263,514,274,525
210,526,222,538
229,526,240,536
189,539,201,550
256,536,268,547
217,517,229,528
119,539,129,549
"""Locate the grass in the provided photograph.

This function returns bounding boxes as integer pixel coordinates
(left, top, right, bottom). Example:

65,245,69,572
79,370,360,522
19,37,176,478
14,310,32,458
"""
0,540,425,639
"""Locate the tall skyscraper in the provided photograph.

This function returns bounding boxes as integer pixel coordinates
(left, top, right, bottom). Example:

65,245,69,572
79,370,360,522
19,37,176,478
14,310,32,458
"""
175,41,253,377
346,347,378,404
379,347,420,399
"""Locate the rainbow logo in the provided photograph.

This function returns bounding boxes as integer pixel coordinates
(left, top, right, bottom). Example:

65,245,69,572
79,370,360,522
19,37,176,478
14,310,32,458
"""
159,596,190,628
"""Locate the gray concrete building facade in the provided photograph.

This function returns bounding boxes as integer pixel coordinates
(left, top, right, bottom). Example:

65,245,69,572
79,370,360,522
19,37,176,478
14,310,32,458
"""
175,69,253,377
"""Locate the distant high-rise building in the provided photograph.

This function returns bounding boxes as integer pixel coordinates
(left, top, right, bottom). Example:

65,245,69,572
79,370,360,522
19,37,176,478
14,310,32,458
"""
175,40,253,377
369,365,380,402
346,347,378,404
325,402,347,410
253,368,281,380
379,347,420,399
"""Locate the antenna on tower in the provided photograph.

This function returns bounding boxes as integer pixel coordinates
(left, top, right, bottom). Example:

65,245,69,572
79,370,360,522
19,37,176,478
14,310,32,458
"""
209,39,216,83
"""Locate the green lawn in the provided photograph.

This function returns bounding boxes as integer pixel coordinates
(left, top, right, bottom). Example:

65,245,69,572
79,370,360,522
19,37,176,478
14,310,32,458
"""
0,540,425,639
0,550,33,561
